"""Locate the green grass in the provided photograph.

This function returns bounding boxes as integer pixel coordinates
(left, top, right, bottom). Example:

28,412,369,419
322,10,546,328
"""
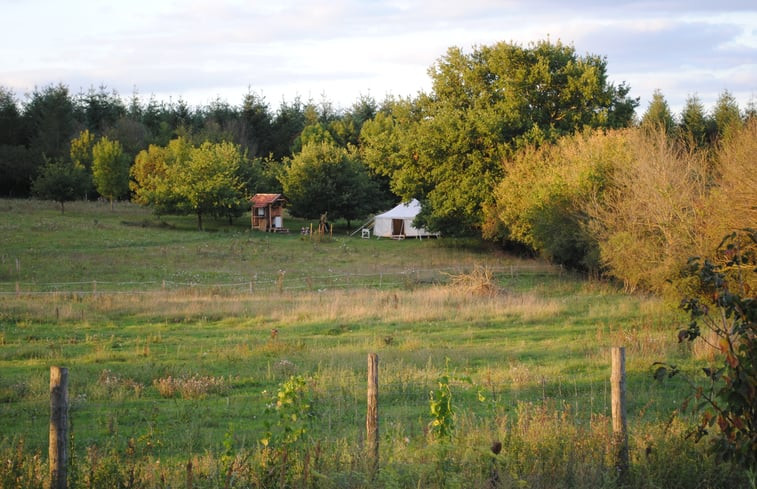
0,199,743,488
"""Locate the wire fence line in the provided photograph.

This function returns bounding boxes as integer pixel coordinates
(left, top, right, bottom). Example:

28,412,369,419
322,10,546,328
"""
0,264,562,296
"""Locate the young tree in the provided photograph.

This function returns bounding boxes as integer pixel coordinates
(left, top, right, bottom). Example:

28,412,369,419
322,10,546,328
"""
92,136,129,209
172,140,246,230
31,158,88,213
711,90,742,141
69,129,96,198
130,137,192,215
679,94,709,149
641,89,676,134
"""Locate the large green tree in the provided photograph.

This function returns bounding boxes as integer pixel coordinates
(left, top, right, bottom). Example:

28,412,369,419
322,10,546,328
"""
92,136,130,209
361,40,638,236
131,138,248,230
173,140,246,230
131,137,193,215
281,141,387,229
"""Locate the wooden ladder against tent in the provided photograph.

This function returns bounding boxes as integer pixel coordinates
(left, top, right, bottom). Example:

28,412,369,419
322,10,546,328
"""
349,217,376,238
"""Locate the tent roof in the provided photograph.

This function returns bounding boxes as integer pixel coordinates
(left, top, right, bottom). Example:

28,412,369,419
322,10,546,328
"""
375,199,422,219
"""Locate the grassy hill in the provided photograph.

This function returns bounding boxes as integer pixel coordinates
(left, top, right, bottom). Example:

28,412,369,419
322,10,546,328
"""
0,199,741,488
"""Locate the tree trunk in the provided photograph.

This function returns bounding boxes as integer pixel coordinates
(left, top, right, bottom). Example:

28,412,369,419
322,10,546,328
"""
197,212,203,231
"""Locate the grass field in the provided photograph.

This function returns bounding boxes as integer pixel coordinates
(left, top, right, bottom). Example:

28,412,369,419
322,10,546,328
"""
0,200,745,488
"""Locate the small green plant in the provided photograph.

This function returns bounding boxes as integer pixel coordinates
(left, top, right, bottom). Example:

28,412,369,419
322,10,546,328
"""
429,362,472,441
655,230,756,472
261,375,313,449
259,375,315,487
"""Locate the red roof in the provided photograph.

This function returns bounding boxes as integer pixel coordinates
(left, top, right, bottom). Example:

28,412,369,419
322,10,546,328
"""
250,193,286,208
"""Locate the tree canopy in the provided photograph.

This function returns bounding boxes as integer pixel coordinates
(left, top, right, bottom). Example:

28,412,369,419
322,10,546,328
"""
130,138,248,229
280,141,389,229
361,40,638,236
92,136,129,208
31,159,89,213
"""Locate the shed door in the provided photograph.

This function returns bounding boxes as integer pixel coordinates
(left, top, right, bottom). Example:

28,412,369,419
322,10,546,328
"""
392,219,404,236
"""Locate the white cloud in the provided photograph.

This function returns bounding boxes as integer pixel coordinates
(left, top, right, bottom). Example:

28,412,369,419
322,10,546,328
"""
1,0,754,114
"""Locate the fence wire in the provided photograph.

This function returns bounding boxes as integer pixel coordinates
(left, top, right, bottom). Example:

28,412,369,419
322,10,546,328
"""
0,264,562,295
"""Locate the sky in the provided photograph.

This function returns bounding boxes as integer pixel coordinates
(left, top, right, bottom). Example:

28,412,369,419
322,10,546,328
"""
2,0,755,116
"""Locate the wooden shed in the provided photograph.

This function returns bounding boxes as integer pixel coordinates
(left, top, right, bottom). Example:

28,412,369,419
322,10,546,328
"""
250,193,288,232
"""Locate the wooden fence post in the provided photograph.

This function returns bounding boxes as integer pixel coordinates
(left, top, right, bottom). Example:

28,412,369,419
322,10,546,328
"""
611,347,629,481
50,366,69,489
366,353,379,475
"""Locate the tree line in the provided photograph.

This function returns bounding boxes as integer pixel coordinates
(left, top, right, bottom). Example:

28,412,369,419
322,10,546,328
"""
1,39,754,292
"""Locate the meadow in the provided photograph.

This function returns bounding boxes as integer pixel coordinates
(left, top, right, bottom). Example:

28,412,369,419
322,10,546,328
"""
0,200,746,488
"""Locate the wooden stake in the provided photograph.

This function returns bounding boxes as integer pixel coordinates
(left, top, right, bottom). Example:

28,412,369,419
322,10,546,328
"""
49,366,69,489
366,353,379,476
611,347,629,480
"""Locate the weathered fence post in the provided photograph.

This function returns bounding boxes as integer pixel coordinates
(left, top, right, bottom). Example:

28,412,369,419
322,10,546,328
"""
611,347,629,481
50,366,69,489
366,353,379,476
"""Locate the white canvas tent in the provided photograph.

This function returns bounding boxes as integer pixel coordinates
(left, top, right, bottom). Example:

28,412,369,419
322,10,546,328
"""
372,199,439,239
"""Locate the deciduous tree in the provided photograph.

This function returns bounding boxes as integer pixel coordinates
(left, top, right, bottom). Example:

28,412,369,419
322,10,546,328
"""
281,141,388,229
31,159,88,213
92,136,129,209
361,40,637,236
131,138,248,230
173,140,246,230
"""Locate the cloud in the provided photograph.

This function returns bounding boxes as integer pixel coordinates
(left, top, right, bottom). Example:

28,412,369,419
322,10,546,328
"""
1,0,754,114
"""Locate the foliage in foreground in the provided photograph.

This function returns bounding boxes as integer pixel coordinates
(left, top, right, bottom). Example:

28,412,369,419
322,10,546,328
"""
656,230,757,472
1,404,748,489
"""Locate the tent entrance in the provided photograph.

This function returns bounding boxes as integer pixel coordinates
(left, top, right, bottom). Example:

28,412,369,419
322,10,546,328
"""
392,219,405,237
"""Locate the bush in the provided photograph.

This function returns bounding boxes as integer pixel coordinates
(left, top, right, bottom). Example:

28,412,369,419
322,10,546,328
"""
486,129,632,272
657,231,756,473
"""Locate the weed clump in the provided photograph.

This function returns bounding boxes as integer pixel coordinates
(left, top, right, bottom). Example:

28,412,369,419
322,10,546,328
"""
447,265,502,297
152,374,227,399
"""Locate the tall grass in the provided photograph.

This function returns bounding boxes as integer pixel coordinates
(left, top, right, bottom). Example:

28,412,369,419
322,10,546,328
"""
0,199,745,487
